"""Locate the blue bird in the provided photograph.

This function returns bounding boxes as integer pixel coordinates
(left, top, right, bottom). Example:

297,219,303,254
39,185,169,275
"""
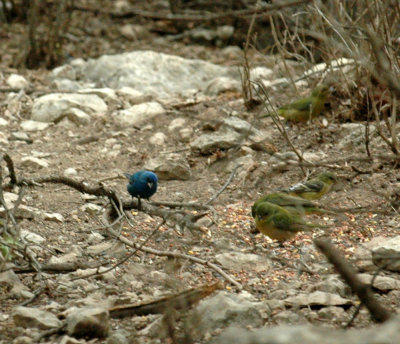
124,170,158,208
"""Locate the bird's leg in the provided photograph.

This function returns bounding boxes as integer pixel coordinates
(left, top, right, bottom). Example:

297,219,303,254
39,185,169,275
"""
137,196,142,210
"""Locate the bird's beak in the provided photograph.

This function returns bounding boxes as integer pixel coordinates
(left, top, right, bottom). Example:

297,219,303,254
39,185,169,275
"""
147,181,154,189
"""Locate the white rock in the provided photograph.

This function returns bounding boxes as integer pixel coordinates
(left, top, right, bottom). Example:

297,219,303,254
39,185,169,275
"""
87,233,105,244
31,93,107,123
0,204,40,219
303,58,355,77
20,157,49,169
0,132,8,144
64,168,78,176
78,88,118,101
179,127,193,142
0,118,8,126
80,203,102,215
114,101,166,126
13,306,62,330
20,120,50,131
6,74,29,89
149,132,167,146
3,192,19,208
65,108,91,125
79,51,238,98
20,230,46,245
116,87,152,104
119,24,150,40
51,65,76,80
217,25,234,40
168,118,186,132
205,76,241,95
250,66,273,80
44,212,65,223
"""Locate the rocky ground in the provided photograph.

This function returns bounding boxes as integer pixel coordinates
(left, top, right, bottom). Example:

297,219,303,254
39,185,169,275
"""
1,5,400,344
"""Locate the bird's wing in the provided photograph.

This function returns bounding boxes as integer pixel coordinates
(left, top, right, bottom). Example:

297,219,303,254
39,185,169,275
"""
287,180,324,194
271,213,301,233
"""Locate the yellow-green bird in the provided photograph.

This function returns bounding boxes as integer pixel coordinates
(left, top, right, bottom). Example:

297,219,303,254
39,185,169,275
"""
280,172,337,200
251,192,334,218
253,202,326,242
264,84,331,122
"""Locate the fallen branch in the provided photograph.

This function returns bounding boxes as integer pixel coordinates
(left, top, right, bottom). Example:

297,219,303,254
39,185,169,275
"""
110,281,222,318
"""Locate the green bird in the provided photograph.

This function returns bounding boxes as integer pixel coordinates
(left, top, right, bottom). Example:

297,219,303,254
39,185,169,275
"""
251,192,334,218
280,172,337,200
253,202,326,242
263,84,331,122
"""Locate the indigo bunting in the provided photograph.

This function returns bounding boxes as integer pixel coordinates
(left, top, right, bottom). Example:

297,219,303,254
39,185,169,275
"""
124,170,158,208
280,172,337,200
263,85,331,122
253,202,325,242
252,192,334,217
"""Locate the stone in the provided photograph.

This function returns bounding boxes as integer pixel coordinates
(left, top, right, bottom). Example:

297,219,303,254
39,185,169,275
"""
80,203,102,215
250,66,273,81
357,273,400,292
317,306,346,321
79,51,238,98
6,74,29,89
190,129,241,154
212,314,400,344
20,120,50,131
106,330,130,344
0,205,39,219
273,310,304,324
314,275,350,298
0,270,32,299
20,230,45,245
0,117,9,126
222,116,258,135
215,252,270,272
43,212,65,223
284,291,352,308
64,108,92,125
31,93,107,123
205,77,241,95
116,87,152,104
372,236,400,271
52,79,86,92
168,118,186,132
64,168,78,176
51,65,77,80
78,88,118,102
119,24,150,41
148,132,167,146
66,307,109,339
189,291,262,339
114,102,166,126
9,131,31,143
20,157,49,169
59,335,84,344
144,153,191,180
3,192,19,208
48,247,82,266
13,306,62,330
